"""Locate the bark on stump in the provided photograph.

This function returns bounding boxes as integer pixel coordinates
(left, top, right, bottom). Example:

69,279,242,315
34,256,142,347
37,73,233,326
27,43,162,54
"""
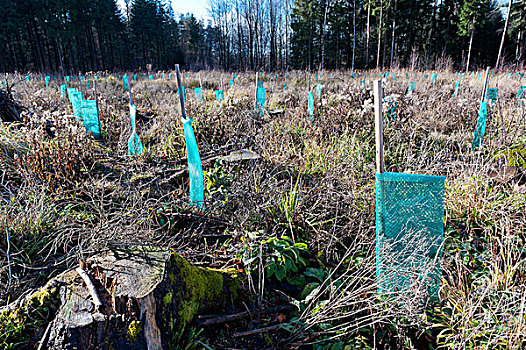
0,247,240,349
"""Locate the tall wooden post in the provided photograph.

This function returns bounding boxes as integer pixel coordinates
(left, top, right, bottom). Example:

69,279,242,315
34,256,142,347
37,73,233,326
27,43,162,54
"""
175,65,186,118
254,72,259,109
481,67,490,102
374,80,385,173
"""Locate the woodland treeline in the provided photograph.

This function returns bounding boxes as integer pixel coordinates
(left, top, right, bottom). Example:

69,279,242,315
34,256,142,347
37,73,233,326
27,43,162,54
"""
0,0,525,73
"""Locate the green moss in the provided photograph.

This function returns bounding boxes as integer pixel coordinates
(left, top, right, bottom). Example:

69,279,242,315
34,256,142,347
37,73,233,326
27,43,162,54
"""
126,320,142,343
163,291,173,306
171,254,224,325
495,146,526,168
0,280,60,347
163,252,234,344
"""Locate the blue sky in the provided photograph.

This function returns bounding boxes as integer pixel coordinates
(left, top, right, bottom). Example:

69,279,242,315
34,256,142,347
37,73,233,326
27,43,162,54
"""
171,0,209,19
117,0,209,20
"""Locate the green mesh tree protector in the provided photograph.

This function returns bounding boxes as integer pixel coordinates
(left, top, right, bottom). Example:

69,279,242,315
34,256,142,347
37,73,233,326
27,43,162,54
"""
194,88,203,102
66,76,70,82
45,76,51,88
133,74,137,81
453,81,460,98
128,104,143,155
215,90,224,101
257,81,264,88
149,75,153,80
25,76,30,82
67,87,76,101
307,91,314,118
284,83,287,92
182,116,204,208
518,86,526,99
86,79,90,90
229,79,234,87
123,75,129,91
315,83,322,100
487,88,498,105
71,91,84,120
383,96,398,122
256,87,266,115
60,84,67,98
407,82,416,95
472,101,488,149
81,100,102,139
392,73,396,83
376,172,445,298
431,73,437,85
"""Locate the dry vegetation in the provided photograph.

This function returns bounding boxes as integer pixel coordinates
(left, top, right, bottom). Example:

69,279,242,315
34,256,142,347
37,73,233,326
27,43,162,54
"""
1,70,526,349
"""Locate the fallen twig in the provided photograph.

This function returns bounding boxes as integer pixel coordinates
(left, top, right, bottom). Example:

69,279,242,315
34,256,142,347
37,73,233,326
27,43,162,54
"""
75,266,102,310
233,324,283,337
199,305,295,327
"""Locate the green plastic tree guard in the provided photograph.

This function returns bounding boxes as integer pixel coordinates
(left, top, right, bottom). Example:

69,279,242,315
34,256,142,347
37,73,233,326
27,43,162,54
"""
472,101,488,149
376,172,445,298
194,88,203,102
487,88,498,105
407,82,416,95
60,84,67,99
128,104,143,156
71,91,84,120
256,87,266,116
215,90,224,101
182,116,204,209
81,100,102,139
307,91,314,119
123,75,129,92
315,83,322,100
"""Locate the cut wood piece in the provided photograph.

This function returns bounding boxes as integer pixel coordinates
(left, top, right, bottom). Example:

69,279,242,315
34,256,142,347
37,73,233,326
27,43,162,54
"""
268,109,284,116
487,165,524,183
221,149,261,162
0,246,240,350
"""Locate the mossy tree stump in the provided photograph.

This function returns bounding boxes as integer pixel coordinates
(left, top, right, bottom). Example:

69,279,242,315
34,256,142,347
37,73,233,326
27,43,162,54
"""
0,247,240,349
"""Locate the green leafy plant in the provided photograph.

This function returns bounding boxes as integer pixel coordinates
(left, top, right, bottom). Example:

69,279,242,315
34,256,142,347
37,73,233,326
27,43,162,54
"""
265,236,308,283
204,160,231,203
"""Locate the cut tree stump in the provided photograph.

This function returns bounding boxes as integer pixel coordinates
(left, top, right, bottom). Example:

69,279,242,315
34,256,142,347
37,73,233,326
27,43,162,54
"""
0,246,240,349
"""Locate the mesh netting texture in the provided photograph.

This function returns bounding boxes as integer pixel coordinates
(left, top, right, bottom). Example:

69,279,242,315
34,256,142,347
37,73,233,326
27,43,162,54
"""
376,172,445,299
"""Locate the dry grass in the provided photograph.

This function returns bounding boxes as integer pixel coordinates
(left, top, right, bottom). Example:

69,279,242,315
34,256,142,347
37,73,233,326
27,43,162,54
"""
1,70,526,349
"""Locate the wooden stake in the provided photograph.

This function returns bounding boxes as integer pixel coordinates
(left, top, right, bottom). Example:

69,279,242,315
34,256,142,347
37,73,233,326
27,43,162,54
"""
374,80,385,174
175,64,186,118
128,78,133,106
255,72,259,109
481,66,490,102
94,79,103,140
198,73,202,88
